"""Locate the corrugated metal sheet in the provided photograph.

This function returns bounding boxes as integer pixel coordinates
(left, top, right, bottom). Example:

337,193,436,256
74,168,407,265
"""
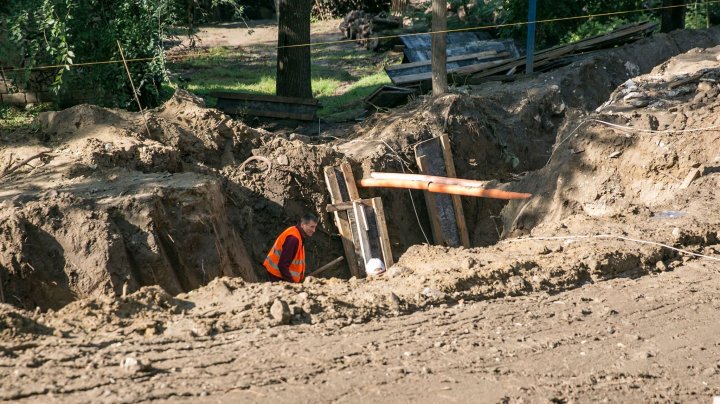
400,32,519,62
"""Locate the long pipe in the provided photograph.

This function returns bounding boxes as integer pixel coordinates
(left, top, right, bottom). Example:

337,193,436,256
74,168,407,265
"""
358,178,531,200
370,172,490,188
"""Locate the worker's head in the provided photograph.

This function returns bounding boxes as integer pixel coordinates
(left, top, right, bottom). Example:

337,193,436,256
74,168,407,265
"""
300,213,318,237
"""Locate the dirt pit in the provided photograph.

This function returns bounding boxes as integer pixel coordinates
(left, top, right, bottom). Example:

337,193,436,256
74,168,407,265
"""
1,27,720,403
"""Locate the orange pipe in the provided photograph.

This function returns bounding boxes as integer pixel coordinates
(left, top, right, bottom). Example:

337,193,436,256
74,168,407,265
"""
369,172,490,188
358,178,531,200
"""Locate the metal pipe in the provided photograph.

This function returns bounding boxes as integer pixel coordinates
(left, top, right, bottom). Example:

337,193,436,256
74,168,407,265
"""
370,172,491,188
358,177,531,200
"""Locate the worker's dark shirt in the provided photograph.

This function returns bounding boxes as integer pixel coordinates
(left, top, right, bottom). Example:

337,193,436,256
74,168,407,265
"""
268,225,304,282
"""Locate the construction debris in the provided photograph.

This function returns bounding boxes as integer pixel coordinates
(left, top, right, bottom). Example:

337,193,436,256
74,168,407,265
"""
364,85,416,110
324,163,394,278
211,92,320,121
386,32,519,88
339,10,402,50
462,21,658,84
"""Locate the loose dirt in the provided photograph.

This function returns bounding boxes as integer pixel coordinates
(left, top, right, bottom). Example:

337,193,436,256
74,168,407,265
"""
1,27,720,403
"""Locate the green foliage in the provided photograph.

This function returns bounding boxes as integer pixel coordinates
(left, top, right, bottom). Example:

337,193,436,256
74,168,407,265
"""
496,0,662,48
563,16,651,43
0,0,245,110
312,0,391,19
0,103,51,132
170,40,397,122
685,0,720,29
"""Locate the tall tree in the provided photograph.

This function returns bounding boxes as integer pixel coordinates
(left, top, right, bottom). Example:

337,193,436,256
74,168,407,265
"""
276,0,312,99
661,0,686,32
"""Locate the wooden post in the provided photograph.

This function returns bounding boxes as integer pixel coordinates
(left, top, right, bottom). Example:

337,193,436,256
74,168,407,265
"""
525,0,537,75
431,0,448,95
324,167,362,278
417,155,444,244
414,135,470,248
439,135,470,247
371,198,394,268
352,201,373,271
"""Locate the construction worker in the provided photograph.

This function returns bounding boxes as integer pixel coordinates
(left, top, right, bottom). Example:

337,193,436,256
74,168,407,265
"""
264,214,318,283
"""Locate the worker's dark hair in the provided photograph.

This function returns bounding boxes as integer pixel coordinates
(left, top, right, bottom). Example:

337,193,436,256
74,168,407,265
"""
301,213,318,224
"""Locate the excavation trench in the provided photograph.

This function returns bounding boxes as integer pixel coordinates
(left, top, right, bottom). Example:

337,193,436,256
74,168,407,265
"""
1,28,720,314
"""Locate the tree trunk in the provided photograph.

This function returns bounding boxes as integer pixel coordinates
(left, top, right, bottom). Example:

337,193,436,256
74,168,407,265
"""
276,0,312,99
431,0,447,96
661,0,686,33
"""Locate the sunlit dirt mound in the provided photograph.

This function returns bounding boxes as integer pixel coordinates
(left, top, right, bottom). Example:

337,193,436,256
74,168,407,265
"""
1,28,719,317
0,90,347,310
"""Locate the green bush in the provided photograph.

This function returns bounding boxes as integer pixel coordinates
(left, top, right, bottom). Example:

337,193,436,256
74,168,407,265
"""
0,0,243,110
312,0,392,19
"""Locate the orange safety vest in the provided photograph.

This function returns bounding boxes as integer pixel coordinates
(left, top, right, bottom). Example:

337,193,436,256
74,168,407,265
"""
264,226,305,283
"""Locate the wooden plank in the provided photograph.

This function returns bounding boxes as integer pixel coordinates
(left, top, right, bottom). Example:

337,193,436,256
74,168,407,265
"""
353,201,373,272
214,104,316,121
385,50,502,71
323,167,362,278
415,139,463,247
439,134,470,247
333,166,366,274
390,57,511,85
326,202,354,212
340,162,361,200
416,155,444,245
210,91,319,106
371,197,395,268
464,21,656,81
680,167,702,189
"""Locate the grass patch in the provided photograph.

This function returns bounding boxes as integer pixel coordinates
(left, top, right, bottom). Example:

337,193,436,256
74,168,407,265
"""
317,71,391,121
168,39,400,122
0,103,50,132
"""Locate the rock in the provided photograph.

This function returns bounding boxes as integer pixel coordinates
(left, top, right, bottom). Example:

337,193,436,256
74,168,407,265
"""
608,151,622,159
671,227,682,241
120,356,148,374
387,292,401,311
386,265,407,278
697,81,713,93
276,154,289,166
655,260,668,272
702,367,717,377
270,299,291,325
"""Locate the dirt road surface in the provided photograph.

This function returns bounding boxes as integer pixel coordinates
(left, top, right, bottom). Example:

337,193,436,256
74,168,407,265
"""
2,260,719,403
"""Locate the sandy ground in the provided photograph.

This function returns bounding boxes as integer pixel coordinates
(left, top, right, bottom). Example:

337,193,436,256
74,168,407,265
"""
2,260,718,402
174,18,344,49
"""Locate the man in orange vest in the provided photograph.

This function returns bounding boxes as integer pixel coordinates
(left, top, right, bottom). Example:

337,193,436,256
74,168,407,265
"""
264,214,318,283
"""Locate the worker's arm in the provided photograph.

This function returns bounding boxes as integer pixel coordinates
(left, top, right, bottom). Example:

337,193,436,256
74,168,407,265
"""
277,235,299,282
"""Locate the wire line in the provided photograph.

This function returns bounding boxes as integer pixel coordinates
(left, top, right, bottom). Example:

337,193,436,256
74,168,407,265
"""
3,0,717,73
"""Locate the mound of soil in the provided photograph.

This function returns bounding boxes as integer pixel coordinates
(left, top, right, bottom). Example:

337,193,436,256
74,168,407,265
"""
0,28,719,325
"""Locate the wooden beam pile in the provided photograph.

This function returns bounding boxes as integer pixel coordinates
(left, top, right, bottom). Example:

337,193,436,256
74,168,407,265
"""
324,162,394,278
461,21,658,84
385,21,657,90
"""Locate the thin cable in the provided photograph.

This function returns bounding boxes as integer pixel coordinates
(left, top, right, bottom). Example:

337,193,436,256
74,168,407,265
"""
5,0,717,72
591,118,720,134
277,1,705,49
323,135,431,244
502,234,720,263
552,116,720,157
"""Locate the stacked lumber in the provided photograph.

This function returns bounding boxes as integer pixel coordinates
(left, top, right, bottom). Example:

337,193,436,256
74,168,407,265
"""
386,21,657,89
339,10,402,50
462,21,658,84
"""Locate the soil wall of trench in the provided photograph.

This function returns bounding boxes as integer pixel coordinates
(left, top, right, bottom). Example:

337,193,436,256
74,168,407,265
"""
0,28,719,311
